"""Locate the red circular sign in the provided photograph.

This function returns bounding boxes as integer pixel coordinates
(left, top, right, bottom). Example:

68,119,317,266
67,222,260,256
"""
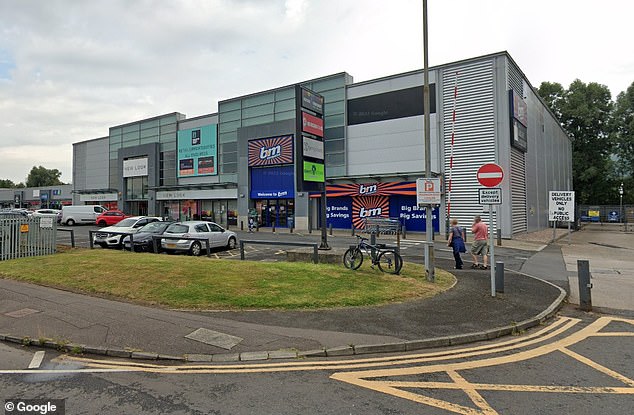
477,163,504,187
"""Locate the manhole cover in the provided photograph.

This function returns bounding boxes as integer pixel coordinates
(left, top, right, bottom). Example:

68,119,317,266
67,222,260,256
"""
185,328,243,350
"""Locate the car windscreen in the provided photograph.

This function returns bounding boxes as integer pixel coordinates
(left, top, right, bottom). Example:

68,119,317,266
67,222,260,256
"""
166,224,189,234
114,218,138,227
139,222,169,233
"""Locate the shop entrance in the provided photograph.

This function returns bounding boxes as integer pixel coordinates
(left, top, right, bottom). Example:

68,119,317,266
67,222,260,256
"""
128,201,148,216
255,199,294,228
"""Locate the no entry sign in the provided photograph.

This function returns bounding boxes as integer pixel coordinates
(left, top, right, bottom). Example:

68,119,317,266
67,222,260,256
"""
477,163,504,187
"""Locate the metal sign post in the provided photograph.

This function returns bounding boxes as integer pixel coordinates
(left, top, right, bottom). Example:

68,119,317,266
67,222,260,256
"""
479,188,501,297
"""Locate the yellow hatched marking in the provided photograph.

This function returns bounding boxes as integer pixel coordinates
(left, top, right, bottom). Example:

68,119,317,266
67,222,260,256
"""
447,370,497,415
559,347,634,386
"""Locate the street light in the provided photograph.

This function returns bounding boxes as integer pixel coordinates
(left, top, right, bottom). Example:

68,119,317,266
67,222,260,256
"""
619,182,624,226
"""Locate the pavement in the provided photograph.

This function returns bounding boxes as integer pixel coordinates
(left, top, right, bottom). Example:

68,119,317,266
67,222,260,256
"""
0,223,631,362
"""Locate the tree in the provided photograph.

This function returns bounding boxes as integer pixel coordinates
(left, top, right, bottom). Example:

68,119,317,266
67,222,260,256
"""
25,166,64,187
538,79,616,204
613,82,634,178
0,179,16,188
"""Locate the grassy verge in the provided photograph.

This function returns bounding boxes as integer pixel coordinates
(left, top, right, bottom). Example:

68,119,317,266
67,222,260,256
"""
0,248,455,310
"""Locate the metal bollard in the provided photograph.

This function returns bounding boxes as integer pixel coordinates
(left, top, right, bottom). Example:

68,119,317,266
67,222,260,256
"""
272,225,276,233
402,225,407,239
241,221,244,231
351,225,355,236
577,260,592,311
496,229,502,246
329,223,333,236
495,261,504,293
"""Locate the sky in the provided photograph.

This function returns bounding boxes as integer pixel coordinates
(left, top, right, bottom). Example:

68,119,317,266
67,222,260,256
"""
0,0,632,184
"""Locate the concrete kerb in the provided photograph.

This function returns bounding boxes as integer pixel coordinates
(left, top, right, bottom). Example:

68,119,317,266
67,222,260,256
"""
0,271,568,363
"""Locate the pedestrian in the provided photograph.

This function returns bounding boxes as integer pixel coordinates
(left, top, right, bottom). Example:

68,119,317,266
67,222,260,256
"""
248,217,255,233
447,219,466,269
470,215,489,269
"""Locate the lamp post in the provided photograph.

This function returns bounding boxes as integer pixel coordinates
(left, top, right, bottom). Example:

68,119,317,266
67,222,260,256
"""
619,182,624,226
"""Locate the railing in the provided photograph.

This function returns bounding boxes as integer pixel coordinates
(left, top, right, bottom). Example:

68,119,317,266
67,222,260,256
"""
0,217,57,261
239,240,319,264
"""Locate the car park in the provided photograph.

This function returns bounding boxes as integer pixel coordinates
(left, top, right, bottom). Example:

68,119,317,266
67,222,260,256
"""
32,208,62,223
93,216,163,248
122,221,172,253
161,221,237,256
62,205,107,226
95,210,129,226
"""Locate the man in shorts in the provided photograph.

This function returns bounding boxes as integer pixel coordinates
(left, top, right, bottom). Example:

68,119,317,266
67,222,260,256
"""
470,215,489,269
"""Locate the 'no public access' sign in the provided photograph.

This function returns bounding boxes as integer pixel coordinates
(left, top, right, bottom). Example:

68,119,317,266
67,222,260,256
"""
549,191,575,222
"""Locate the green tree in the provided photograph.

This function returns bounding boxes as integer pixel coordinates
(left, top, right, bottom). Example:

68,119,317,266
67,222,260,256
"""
0,179,16,188
25,166,64,187
538,79,616,204
613,82,634,178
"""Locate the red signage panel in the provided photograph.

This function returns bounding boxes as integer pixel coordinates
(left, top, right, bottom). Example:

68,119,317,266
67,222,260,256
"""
302,112,324,137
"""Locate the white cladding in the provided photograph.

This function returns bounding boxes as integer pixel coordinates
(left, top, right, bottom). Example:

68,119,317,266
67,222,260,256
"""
347,71,440,176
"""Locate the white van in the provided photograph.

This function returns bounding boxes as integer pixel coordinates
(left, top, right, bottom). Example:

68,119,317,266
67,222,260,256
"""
61,205,107,226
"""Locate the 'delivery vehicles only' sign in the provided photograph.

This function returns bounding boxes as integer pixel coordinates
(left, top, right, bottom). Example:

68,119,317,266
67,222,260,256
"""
549,191,575,222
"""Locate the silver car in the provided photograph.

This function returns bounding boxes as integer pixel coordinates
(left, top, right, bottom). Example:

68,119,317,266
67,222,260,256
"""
161,221,237,256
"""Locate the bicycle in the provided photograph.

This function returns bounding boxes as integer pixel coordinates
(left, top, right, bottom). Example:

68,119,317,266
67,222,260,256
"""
343,235,403,274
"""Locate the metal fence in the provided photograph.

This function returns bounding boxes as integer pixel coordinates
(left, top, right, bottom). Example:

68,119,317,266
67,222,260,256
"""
578,205,634,223
0,217,57,261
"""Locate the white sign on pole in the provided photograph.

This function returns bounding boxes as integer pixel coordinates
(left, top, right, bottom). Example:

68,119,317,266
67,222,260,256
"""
416,178,441,206
478,188,502,205
548,191,575,222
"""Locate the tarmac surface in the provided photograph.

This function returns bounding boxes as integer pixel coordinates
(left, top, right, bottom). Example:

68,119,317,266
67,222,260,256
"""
0,223,631,362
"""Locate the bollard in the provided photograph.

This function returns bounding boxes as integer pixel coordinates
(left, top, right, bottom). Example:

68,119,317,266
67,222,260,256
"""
329,223,333,236
290,225,293,234
496,229,502,246
495,261,504,293
402,225,407,239
241,221,244,231
351,225,355,236
272,225,276,233
577,260,592,311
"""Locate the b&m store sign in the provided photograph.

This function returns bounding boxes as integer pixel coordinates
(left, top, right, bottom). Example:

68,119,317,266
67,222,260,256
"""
248,135,294,167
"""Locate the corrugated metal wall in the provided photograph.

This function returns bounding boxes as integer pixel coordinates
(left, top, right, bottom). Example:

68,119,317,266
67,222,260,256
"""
443,59,496,234
507,60,528,234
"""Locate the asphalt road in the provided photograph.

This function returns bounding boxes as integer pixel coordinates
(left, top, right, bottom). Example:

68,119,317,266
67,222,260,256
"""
0,308,632,415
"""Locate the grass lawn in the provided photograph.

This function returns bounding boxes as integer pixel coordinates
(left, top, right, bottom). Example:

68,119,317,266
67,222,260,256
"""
0,248,455,310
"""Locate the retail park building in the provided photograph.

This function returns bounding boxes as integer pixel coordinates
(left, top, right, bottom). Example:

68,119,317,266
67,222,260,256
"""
70,51,572,238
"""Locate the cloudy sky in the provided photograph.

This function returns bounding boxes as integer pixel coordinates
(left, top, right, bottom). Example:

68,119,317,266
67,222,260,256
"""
0,0,632,184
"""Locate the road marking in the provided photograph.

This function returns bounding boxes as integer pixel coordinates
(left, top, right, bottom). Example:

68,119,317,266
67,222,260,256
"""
330,317,634,414
28,351,45,369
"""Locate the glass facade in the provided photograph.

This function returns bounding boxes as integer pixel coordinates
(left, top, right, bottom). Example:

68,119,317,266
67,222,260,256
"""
108,113,184,189
218,73,350,179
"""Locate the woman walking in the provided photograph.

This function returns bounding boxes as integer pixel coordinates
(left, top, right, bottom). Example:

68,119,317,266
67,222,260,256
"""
447,219,467,269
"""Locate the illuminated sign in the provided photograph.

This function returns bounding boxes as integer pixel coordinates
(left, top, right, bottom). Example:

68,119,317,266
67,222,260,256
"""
303,161,325,182
301,112,324,137
248,135,294,166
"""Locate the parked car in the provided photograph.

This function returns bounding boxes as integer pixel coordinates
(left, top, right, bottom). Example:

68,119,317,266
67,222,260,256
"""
32,209,62,223
93,216,163,248
161,221,237,256
62,205,107,226
96,210,129,227
122,221,172,253
0,209,29,217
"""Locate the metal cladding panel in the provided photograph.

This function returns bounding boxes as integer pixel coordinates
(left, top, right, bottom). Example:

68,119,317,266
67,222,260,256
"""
443,59,496,232
510,147,527,233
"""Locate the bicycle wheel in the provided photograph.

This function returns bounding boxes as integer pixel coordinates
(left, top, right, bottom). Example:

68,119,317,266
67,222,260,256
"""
343,247,364,270
377,250,403,274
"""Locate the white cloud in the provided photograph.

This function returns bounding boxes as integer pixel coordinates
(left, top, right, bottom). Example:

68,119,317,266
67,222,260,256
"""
0,0,632,184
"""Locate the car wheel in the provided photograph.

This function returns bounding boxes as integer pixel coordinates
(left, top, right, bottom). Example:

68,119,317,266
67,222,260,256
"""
189,241,202,256
227,236,237,250
98,220,106,226
66,219,75,226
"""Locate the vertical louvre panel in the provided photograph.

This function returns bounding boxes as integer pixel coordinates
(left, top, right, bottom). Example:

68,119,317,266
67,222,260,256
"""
507,60,524,98
510,147,527,233
443,60,496,232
